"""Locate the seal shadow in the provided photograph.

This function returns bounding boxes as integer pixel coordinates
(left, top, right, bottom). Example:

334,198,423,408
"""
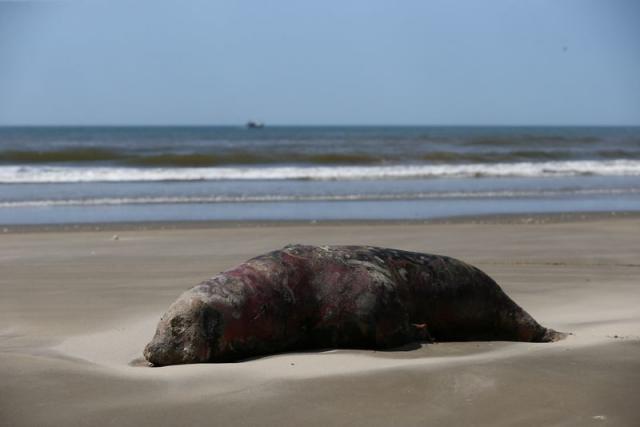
378,341,424,352
129,356,152,367
136,340,429,367
216,341,428,363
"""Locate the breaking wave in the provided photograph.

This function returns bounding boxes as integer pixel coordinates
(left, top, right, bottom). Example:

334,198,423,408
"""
2,188,638,208
1,160,640,184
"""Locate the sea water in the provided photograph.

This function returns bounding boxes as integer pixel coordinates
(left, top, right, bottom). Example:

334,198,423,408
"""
0,126,639,224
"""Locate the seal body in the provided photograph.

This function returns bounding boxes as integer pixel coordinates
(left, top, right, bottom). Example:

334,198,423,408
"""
144,245,562,365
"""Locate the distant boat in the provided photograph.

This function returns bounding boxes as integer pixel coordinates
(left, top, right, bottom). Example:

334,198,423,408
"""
246,120,264,129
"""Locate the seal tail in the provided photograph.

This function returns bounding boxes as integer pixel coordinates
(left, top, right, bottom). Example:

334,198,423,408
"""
494,282,568,343
538,327,569,342
497,299,568,343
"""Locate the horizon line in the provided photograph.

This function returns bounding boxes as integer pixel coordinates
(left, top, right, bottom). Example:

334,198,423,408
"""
1,123,639,128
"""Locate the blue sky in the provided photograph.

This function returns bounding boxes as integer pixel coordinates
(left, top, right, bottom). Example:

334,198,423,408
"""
0,0,638,125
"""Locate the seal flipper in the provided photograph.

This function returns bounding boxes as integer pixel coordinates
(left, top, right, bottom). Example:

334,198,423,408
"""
411,323,435,343
539,327,568,342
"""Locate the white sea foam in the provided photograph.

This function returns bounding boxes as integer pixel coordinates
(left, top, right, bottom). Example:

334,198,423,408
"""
1,160,640,184
1,188,638,208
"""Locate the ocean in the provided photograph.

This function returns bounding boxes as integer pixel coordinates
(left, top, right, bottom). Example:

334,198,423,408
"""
1,126,639,225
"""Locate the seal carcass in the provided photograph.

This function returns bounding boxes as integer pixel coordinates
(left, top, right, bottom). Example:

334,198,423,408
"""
144,245,563,365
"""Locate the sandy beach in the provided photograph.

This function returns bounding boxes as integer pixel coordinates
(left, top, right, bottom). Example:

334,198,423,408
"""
1,216,639,426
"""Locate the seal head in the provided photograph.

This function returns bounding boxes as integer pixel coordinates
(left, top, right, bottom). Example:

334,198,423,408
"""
144,296,223,366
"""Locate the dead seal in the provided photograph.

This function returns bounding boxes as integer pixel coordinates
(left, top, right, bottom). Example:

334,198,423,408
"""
144,245,564,365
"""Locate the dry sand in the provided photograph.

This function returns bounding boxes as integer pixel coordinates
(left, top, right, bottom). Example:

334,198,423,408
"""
1,217,639,426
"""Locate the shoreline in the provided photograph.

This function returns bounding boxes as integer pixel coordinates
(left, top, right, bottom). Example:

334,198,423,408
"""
2,210,639,234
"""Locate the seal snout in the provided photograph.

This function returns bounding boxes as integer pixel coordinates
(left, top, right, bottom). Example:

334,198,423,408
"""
143,334,204,366
143,341,167,366
144,298,221,366
143,331,185,366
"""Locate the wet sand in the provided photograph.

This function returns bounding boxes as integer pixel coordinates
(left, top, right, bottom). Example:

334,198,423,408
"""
1,216,639,426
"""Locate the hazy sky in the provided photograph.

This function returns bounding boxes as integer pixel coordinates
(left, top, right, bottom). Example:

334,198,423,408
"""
0,0,638,125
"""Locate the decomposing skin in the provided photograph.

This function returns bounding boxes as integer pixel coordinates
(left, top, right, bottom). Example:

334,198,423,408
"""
144,245,564,366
